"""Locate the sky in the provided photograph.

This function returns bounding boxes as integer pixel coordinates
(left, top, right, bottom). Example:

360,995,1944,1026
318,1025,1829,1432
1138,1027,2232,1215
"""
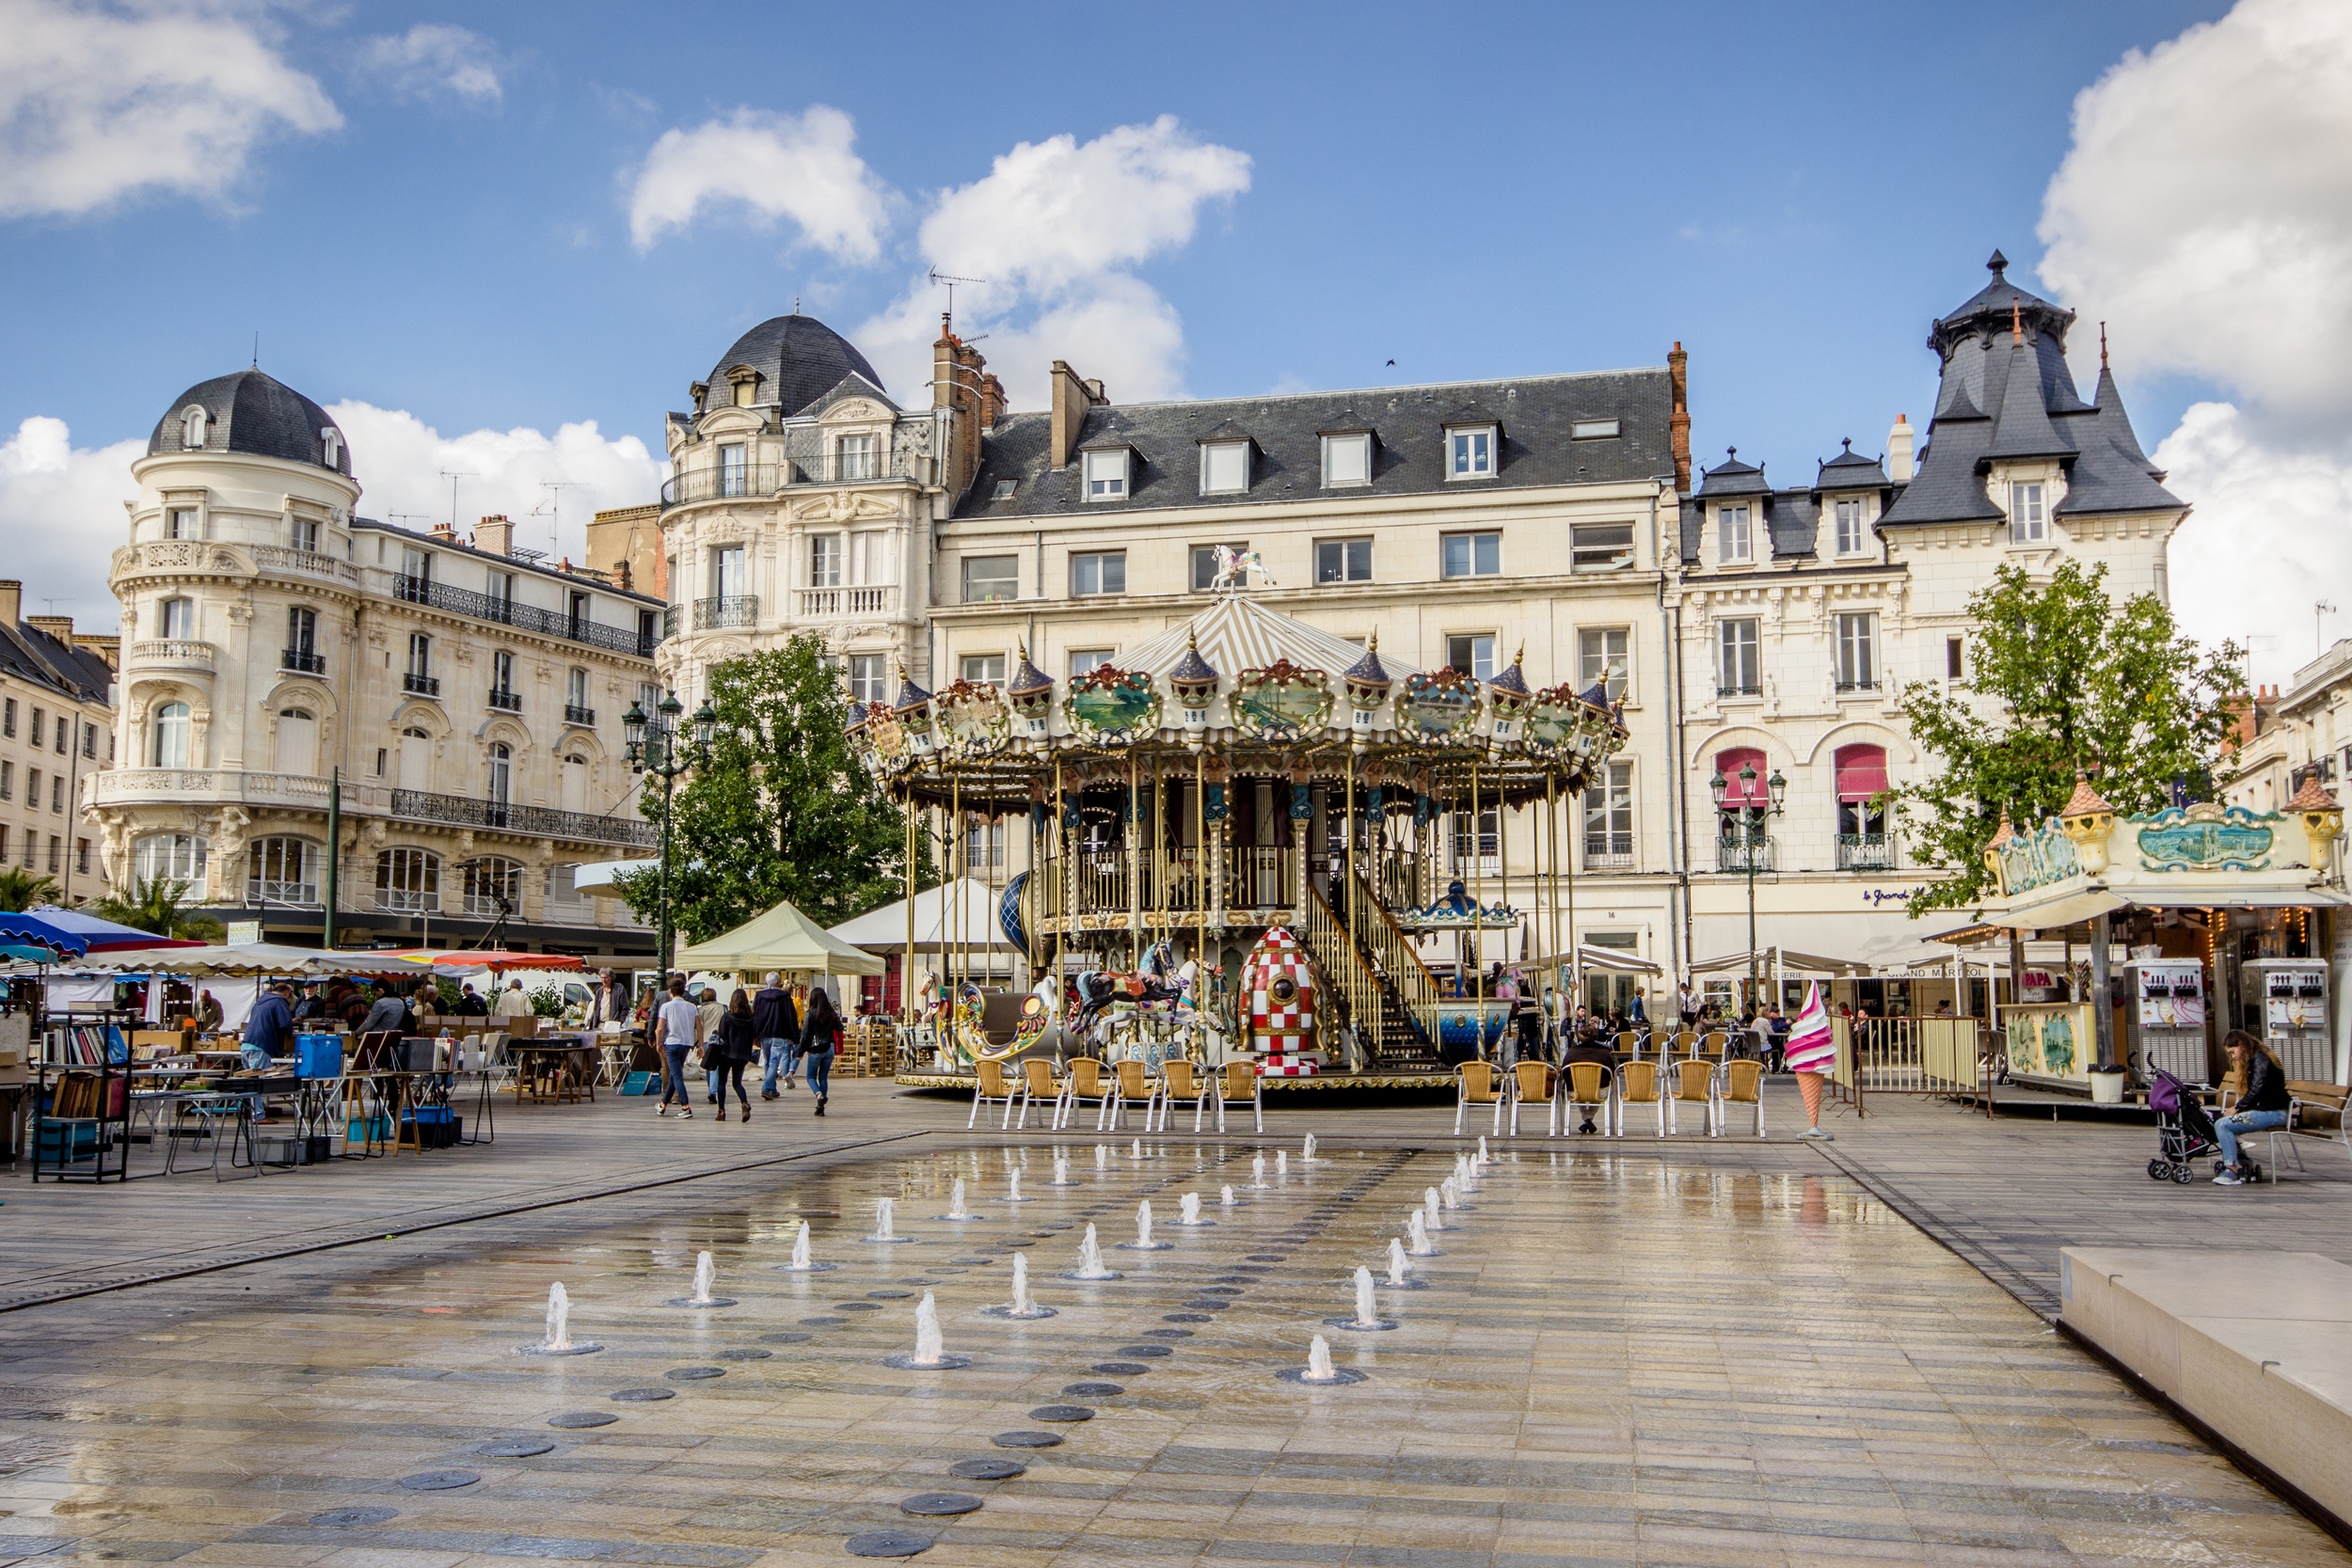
3,0,2347,682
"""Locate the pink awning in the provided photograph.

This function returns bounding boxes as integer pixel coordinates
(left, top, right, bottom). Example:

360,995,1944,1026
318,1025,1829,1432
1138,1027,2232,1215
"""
1715,746,1769,806
1835,744,1889,802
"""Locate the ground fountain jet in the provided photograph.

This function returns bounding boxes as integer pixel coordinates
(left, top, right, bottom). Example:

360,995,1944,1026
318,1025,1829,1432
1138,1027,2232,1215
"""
1477,1134,1489,1165
866,1197,911,1243
1246,1153,1271,1190
983,1252,1056,1320
1051,1152,1074,1185
1006,1170,1026,1202
777,1220,838,1274
1276,1150,1289,1178
942,1178,978,1220
1423,1187,1447,1231
519,1281,602,1354
1387,1238,1414,1287
1064,1223,1123,1280
1328,1265,1395,1331
1122,1198,1171,1250
665,1250,737,1307
1440,1177,1463,1210
1279,1332,1364,1386
1408,1210,1438,1257
1095,1145,1109,1169
882,1291,972,1369
1131,1137,1143,1159
1301,1133,1324,1164
1177,1192,1212,1227
1220,1184,1237,1207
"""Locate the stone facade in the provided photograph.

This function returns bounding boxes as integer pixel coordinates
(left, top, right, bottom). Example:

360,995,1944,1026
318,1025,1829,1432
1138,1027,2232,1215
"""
0,582,118,904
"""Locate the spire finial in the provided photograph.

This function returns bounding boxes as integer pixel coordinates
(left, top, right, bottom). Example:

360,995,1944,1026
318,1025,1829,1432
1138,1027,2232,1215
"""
2100,321,2109,370
2010,299,2023,344
1185,628,1200,651
1017,637,1029,661
1511,641,1525,668
793,294,801,313
1841,437,1852,453
1987,248,2008,277
1726,446,1737,460
1368,627,1378,652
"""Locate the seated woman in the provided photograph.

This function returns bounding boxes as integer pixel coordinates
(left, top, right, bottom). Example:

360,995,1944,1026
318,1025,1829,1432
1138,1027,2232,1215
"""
2214,1029,2291,1186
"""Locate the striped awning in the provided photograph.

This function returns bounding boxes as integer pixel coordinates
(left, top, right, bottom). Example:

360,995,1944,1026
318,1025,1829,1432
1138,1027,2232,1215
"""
1118,594,1422,682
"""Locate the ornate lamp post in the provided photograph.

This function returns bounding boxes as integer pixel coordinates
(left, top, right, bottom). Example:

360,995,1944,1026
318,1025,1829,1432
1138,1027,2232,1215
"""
1709,759,1786,1012
623,691,716,990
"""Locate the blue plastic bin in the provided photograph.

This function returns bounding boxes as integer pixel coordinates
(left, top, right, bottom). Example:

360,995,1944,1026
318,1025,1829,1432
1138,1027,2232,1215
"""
295,1036,344,1078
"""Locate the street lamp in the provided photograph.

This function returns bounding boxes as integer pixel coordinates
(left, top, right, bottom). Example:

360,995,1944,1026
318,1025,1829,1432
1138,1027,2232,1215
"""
624,691,717,990
1709,760,1786,1012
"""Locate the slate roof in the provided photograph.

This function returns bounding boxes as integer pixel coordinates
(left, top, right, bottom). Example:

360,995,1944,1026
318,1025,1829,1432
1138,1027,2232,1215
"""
1695,448,1769,497
704,314,885,419
1817,440,1889,490
954,369,1673,518
0,620,112,706
148,369,349,475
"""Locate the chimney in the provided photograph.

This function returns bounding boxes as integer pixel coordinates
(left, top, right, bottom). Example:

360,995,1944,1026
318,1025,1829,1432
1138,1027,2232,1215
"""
1667,341,1692,495
28,615,73,644
475,515,515,557
1049,360,1105,470
1886,413,1916,484
932,314,997,499
430,520,456,541
0,580,19,627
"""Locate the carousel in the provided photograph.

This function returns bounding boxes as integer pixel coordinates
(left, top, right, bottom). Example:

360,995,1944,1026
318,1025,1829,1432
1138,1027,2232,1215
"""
849,577,1630,1090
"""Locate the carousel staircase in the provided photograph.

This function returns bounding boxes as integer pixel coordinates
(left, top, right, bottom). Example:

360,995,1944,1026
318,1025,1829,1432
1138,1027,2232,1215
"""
1305,885,1441,1072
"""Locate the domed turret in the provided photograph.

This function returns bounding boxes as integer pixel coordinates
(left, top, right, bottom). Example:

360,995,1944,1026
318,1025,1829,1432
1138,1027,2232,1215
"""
701,313,884,418
148,368,350,475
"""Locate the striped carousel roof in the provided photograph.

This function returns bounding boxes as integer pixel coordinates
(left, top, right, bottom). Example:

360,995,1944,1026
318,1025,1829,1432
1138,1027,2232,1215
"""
1119,593,1422,682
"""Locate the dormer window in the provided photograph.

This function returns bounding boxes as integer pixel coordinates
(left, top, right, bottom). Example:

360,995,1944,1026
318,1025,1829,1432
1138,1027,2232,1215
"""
727,365,761,408
2009,482,2047,544
1200,440,1249,495
320,428,342,469
1083,448,1129,501
1719,504,1753,565
1447,425,1496,480
836,433,878,481
1321,433,1372,487
181,406,208,449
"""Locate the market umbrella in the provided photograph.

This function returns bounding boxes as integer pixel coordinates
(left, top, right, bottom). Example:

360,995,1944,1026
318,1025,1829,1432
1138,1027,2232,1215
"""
680,900,883,977
0,906,206,958
384,949,586,975
66,943,432,977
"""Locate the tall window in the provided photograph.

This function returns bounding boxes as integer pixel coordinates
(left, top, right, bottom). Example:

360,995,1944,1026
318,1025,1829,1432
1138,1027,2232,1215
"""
1835,612,1878,690
291,515,320,552
960,653,1007,685
835,433,878,481
375,847,439,913
1714,747,1771,851
849,529,891,585
1441,531,1501,578
151,702,191,768
1449,809,1499,872
1071,551,1125,596
961,814,1006,871
1445,634,1496,681
1315,538,1372,584
133,832,207,884
1,698,11,736
1578,627,1630,702
181,406,207,447
849,654,888,705
718,442,747,497
461,856,523,917
1834,498,1867,555
714,544,747,597
485,741,512,806
1719,504,1753,564
1191,543,1248,591
159,597,194,640
492,650,516,696
165,506,197,540
1836,744,1890,839
1718,618,1760,695
319,429,342,469
405,632,434,693
1947,636,1965,680
2009,481,2047,543
486,570,515,614
399,546,432,596
1448,426,1495,479
961,555,1017,603
285,606,318,671
247,837,319,906
566,667,590,719
1583,761,1634,865
808,535,842,589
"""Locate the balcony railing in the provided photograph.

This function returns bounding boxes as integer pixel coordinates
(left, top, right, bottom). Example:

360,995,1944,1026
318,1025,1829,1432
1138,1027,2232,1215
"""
392,574,657,657
1835,677,1883,694
659,447,929,514
1716,836,1777,873
403,672,440,697
487,689,522,712
1836,833,1896,871
564,704,596,727
796,585,899,619
281,647,326,673
1583,834,1635,871
127,639,215,672
660,463,783,512
1716,681,1761,699
692,594,758,630
661,604,684,639
389,786,657,847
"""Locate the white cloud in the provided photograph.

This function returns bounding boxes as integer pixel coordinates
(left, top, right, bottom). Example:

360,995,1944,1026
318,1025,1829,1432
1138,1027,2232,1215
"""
325,402,666,566
627,104,889,261
0,417,141,630
857,116,1250,406
359,23,501,106
0,0,341,219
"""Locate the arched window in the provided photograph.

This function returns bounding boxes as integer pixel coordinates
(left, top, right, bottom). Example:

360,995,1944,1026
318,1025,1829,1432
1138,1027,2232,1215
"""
247,836,319,906
546,862,583,917
275,706,317,775
374,847,439,913
460,856,523,918
320,428,342,468
1713,747,1770,814
560,752,588,815
181,406,208,449
132,832,207,885
397,726,432,792
151,702,192,768
1835,743,1890,840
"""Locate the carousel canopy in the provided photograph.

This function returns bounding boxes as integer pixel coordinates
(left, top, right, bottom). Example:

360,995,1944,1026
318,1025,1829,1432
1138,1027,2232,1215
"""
1119,594,1422,683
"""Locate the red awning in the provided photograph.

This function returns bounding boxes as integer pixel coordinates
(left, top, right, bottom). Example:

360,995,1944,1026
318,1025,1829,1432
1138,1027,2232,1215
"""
1715,746,1769,806
1835,744,1889,802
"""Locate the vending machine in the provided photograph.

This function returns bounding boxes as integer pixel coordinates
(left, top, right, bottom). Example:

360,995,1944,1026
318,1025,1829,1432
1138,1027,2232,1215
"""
2244,958,2331,1082
2124,958,2210,1085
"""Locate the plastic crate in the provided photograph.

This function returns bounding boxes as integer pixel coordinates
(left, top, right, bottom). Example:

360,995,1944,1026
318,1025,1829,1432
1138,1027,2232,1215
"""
621,1070,656,1096
295,1036,344,1078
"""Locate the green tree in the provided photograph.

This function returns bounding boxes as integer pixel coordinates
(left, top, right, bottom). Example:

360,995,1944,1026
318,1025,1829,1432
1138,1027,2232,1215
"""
87,877,227,942
618,635,920,944
0,867,58,911
1895,559,2246,913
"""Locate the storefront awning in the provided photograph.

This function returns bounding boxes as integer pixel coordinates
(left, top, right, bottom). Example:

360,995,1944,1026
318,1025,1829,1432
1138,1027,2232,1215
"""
1690,945,1873,977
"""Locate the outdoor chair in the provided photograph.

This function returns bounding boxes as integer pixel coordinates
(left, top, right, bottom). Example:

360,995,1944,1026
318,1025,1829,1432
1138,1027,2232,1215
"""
1670,1030,1700,1061
1063,1056,1115,1131
166,1092,261,1180
1614,1058,1665,1137
1106,1058,1158,1131
1614,1030,1643,1061
2287,1082,2352,1172
1700,1031,1730,1065
1668,1058,1717,1135
1156,1057,1213,1132
1015,1056,1062,1130
1563,1060,1613,1135
1454,1060,1505,1136
1718,1059,1766,1137
479,1031,515,1097
1214,1059,1263,1132
1509,1059,1560,1137
968,1056,1022,1130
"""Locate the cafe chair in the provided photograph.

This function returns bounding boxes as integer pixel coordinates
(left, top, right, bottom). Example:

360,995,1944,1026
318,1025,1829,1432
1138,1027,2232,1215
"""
1062,1056,1115,1132
1215,1059,1264,1133
1015,1056,1062,1130
1454,1060,1505,1136
1668,1058,1717,1136
968,1056,1023,1130
1106,1058,1157,1131
1156,1057,1213,1132
1563,1061,1613,1136
1614,1058,1666,1137
1700,1032,1731,1068
1508,1059,1560,1137
1614,1030,1643,1062
1718,1059,1767,1137
1671,1030,1700,1062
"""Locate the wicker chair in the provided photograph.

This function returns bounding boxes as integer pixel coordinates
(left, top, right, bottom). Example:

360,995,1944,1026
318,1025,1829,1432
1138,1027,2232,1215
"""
1613,1058,1665,1137
1156,1057,1213,1132
1214,1059,1263,1132
1454,1060,1505,1135
968,1056,1022,1130
1016,1056,1062,1130
1614,1030,1644,1061
1563,1060,1613,1135
1669,1058,1717,1135
1106,1058,1157,1131
1718,1058,1766,1137
1063,1056,1115,1131
1509,1059,1560,1136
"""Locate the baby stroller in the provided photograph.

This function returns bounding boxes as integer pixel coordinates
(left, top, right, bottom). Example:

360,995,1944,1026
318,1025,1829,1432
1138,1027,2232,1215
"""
2147,1069,2257,1183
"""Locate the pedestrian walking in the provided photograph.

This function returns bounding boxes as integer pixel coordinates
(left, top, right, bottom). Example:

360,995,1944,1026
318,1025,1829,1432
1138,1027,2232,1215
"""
710,987,758,1122
653,977,701,1117
697,985,728,1102
495,978,534,1020
754,971,800,1099
1785,981,1836,1139
800,985,841,1117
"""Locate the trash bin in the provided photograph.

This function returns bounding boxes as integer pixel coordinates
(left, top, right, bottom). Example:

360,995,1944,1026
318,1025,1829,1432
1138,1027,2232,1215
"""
2089,1065,2127,1104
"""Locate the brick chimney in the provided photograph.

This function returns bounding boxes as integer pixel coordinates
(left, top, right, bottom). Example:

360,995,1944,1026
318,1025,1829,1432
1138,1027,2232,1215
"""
28,615,73,644
932,314,998,499
1668,341,1692,495
1886,412,1916,484
474,515,514,557
1049,360,1106,470
0,580,20,628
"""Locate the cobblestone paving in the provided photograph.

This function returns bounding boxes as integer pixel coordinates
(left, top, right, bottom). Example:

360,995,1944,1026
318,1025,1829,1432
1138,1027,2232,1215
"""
3,1135,2341,1567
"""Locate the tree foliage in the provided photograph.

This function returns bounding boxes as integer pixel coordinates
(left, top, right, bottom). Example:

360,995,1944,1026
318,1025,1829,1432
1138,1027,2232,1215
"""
0,868,58,912
617,636,920,944
1895,560,2245,913
87,877,227,942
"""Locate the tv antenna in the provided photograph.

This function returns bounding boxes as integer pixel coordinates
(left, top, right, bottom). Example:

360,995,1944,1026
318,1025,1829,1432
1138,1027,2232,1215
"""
438,469,477,531
2319,600,2337,658
535,480,576,556
928,267,987,327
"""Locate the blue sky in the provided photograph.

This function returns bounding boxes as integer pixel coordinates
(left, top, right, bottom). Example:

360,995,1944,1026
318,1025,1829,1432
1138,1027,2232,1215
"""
12,0,2351,678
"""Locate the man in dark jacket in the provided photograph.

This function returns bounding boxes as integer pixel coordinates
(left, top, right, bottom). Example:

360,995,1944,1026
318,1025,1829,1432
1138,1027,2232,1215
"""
1557,1022,1618,1135
753,971,800,1100
358,984,411,1038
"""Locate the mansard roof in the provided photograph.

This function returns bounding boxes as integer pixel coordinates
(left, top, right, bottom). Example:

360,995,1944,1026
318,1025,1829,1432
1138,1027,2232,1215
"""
1816,440,1889,491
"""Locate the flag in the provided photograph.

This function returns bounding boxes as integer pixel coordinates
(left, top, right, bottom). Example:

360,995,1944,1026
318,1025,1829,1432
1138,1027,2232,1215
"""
1784,980,1836,1075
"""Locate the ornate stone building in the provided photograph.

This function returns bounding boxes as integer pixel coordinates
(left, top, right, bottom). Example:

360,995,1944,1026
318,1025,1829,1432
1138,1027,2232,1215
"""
0,580,118,904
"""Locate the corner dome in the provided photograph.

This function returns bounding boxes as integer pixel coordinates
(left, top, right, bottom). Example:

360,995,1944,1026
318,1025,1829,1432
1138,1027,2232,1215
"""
148,369,350,476
704,313,883,419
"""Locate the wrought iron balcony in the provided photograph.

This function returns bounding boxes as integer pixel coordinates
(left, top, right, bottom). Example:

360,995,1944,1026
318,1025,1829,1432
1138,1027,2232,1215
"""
564,704,596,727
389,787,657,847
487,689,522,712
280,647,326,673
1715,681,1761,699
392,573,658,657
660,463,783,512
1835,677,1883,694
1836,833,1896,871
692,594,758,630
1716,836,1776,874
1582,833,1635,871
403,672,440,697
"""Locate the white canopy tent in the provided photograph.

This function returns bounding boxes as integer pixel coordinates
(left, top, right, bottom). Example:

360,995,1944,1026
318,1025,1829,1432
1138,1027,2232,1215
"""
678,900,883,986
828,878,1020,979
